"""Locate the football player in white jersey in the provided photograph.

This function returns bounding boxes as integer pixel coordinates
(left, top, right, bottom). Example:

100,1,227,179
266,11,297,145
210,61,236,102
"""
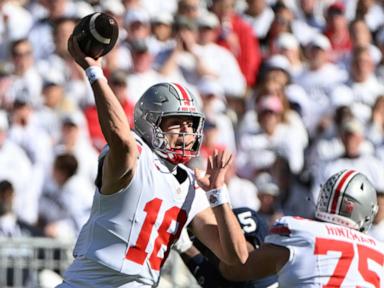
57,34,248,287
221,169,384,287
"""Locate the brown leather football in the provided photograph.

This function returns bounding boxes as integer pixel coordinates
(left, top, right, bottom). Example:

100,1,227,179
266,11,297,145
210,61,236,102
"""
72,12,119,59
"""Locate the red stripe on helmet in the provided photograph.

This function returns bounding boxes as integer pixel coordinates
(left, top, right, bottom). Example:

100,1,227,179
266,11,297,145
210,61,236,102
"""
173,83,191,106
330,170,356,214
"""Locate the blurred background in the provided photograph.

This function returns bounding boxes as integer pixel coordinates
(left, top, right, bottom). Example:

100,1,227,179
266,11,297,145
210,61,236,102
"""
1,0,384,287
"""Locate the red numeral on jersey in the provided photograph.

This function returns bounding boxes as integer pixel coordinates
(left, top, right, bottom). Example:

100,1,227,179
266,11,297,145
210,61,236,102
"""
314,238,354,287
357,244,384,287
315,238,384,287
125,198,187,270
125,198,162,265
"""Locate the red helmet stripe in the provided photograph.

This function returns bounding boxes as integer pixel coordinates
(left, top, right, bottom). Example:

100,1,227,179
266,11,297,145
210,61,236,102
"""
173,83,191,106
330,170,356,214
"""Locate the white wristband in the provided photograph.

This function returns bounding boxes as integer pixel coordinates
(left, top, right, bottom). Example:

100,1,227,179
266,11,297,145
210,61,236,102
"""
85,66,106,84
206,187,230,208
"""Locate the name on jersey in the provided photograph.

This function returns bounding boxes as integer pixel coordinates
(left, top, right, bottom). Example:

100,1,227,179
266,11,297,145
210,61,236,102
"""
325,225,376,246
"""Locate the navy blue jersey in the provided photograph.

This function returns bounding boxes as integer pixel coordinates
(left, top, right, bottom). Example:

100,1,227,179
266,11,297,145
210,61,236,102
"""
232,207,269,249
187,207,278,288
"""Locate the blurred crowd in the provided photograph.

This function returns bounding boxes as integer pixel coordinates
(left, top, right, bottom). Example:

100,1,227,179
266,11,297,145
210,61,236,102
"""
0,0,384,245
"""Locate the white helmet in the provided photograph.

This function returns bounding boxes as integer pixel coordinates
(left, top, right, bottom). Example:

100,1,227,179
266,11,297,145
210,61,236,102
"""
134,82,205,165
315,170,378,233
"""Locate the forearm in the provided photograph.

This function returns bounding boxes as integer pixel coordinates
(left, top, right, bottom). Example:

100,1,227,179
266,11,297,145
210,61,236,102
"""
90,75,134,150
67,34,134,152
212,203,248,265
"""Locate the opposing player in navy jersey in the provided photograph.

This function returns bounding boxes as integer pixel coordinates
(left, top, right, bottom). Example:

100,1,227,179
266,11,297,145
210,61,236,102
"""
177,207,278,288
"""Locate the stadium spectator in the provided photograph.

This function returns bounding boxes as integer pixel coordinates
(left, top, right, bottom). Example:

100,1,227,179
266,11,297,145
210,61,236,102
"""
0,109,33,224
6,38,43,108
176,0,201,21
36,17,92,108
39,153,93,240
0,0,33,61
192,119,226,170
354,0,384,33
36,79,76,146
0,180,42,237
197,78,237,152
274,32,304,78
295,0,324,31
254,172,283,228
196,12,246,98
311,118,384,203
28,0,93,60
241,0,275,42
124,8,151,44
211,0,262,87
0,179,43,287
295,33,347,136
154,16,213,92
348,18,381,66
347,46,384,124
8,98,53,169
265,1,316,53
140,0,177,20
323,2,352,63
148,13,174,56
237,94,306,179
227,159,261,213
127,39,165,103
54,111,98,186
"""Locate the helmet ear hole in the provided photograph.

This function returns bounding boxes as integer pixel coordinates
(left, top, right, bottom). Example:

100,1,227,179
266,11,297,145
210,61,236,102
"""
152,126,168,150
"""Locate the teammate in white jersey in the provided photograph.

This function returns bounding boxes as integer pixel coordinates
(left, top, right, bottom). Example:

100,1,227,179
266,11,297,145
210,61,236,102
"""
57,34,248,287
221,169,384,287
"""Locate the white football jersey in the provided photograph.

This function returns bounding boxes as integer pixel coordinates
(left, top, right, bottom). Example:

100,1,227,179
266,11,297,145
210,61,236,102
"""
266,216,384,288
62,133,209,287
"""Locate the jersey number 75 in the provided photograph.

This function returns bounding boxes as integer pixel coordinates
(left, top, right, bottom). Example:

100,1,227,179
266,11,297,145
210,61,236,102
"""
315,238,384,287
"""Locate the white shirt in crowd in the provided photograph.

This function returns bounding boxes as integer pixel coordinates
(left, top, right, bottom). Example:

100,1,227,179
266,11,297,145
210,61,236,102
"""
294,63,348,134
194,44,246,97
312,154,384,202
241,6,275,39
0,140,33,223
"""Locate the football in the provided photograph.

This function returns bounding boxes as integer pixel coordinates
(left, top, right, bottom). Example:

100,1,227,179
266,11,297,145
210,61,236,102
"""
72,12,119,59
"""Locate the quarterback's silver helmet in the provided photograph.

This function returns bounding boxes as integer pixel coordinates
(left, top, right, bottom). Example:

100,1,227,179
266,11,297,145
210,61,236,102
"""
134,82,205,164
315,170,378,233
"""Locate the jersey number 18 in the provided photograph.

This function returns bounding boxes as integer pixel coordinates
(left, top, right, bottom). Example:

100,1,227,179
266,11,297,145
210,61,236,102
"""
125,198,187,270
